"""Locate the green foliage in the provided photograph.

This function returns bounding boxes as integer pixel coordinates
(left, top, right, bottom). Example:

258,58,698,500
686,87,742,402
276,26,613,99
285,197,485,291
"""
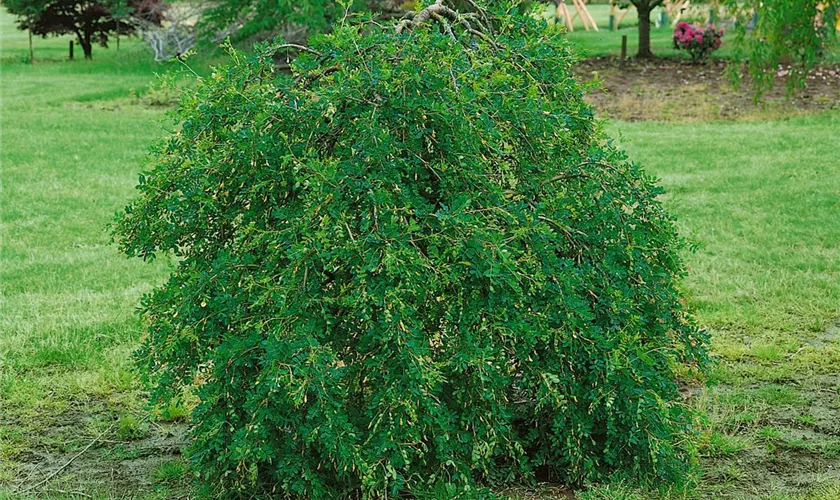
724,0,839,95
200,0,522,44
117,413,149,439
115,2,710,497
141,73,183,106
200,0,405,44
154,459,190,483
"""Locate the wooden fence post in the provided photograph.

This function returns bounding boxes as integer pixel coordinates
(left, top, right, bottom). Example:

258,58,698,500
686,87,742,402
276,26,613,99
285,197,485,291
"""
620,35,627,69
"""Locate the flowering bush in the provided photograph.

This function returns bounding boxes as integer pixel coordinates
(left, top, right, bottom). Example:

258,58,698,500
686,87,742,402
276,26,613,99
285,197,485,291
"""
673,22,724,63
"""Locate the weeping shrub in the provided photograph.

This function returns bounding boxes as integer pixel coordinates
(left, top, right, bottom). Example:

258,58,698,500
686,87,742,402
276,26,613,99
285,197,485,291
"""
115,1,710,497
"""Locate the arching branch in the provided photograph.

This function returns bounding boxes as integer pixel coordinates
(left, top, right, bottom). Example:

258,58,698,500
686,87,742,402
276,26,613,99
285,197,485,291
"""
395,0,498,48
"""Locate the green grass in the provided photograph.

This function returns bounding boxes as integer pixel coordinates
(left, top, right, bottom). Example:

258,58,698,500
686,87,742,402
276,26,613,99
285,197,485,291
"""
2,6,840,499
611,114,840,498
0,9,179,497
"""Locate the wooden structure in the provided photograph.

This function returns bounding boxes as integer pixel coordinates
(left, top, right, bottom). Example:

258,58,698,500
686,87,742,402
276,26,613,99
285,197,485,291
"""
609,2,632,30
664,0,692,25
555,0,599,32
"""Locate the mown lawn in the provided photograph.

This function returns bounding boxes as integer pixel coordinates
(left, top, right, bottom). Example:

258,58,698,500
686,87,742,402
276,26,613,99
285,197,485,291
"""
0,11,183,499
1,6,839,499
614,115,840,498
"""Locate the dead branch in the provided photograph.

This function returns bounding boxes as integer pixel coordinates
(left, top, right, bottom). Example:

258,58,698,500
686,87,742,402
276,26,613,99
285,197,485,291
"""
137,2,209,61
273,43,323,57
18,423,115,495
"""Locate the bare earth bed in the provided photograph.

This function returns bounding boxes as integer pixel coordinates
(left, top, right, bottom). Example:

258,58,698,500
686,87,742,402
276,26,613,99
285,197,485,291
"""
575,56,840,122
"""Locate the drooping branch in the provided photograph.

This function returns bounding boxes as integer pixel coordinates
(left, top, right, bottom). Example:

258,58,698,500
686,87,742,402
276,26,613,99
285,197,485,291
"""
395,0,496,46
395,0,449,33
285,1,499,84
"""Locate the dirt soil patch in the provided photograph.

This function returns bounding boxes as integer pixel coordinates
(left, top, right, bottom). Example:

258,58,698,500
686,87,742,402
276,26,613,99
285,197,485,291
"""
575,57,840,122
4,397,189,498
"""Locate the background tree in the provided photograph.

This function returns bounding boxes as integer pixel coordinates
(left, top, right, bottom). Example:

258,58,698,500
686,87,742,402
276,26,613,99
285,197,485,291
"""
630,0,665,58
610,0,664,58
725,0,839,94
11,3,40,61
5,0,163,59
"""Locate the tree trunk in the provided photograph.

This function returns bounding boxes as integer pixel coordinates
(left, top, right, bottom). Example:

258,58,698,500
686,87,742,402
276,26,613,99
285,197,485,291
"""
81,35,93,59
637,5,654,58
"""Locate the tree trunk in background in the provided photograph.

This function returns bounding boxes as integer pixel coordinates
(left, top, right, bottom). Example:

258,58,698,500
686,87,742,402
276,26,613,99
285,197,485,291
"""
28,30,34,62
637,4,653,58
81,35,93,59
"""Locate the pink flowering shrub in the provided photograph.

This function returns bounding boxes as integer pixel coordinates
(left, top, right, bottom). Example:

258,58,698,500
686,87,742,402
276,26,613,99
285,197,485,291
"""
673,22,724,63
